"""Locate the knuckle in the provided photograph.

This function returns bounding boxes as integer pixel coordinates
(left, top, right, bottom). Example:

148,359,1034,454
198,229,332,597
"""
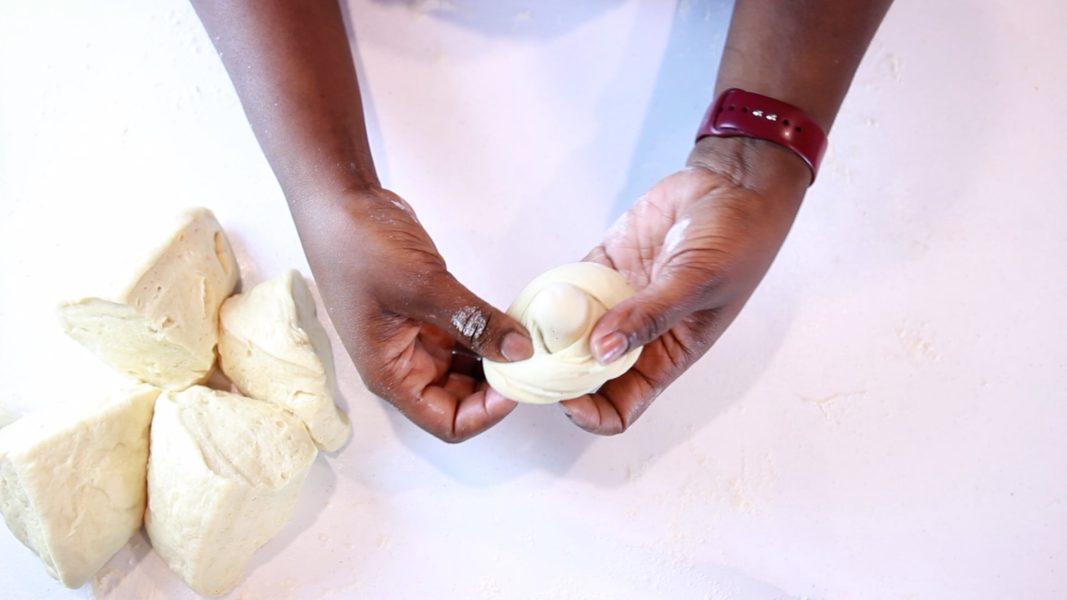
632,304,671,345
434,428,471,444
431,422,473,441
667,260,728,308
587,403,632,436
396,269,444,309
351,354,399,400
357,371,390,400
354,364,410,409
597,421,627,436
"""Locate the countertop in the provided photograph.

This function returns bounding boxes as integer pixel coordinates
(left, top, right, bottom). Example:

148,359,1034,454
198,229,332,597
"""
1,1,1065,598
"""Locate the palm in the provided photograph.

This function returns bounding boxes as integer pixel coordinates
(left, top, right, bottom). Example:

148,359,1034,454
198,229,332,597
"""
563,166,794,433
367,312,495,437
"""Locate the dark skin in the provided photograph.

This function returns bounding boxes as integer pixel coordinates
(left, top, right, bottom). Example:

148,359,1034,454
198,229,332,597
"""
561,0,894,433
191,0,892,441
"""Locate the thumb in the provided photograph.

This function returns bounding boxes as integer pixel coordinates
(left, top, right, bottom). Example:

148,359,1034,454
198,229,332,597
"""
413,272,533,363
589,273,706,364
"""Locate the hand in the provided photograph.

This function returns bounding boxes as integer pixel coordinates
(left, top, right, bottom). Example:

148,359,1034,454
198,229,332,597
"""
560,137,811,434
290,187,533,442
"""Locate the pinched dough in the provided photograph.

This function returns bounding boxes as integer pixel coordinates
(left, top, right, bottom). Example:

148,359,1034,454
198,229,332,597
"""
484,262,642,404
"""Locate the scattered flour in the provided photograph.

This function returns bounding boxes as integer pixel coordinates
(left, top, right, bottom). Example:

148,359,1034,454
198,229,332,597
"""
412,0,456,17
887,52,904,81
799,390,868,425
479,575,502,598
663,218,691,255
898,324,938,361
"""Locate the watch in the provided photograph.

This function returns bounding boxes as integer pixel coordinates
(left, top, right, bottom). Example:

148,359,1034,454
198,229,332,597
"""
695,88,828,184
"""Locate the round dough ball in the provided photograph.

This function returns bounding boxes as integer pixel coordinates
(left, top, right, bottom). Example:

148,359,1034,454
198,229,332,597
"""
483,262,642,404
526,282,593,353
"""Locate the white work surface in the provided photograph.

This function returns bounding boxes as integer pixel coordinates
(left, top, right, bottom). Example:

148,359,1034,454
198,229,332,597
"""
2,1,1065,598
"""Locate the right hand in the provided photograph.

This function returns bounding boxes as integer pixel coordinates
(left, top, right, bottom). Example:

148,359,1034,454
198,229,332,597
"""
290,187,533,443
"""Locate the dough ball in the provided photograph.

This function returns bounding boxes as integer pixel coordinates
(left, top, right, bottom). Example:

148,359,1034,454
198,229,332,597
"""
527,282,594,353
484,262,642,404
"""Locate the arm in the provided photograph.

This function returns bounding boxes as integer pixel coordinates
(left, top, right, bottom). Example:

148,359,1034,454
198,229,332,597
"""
191,0,533,442
718,0,892,131
191,0,377,203
560,0,893,433
690,0,893,192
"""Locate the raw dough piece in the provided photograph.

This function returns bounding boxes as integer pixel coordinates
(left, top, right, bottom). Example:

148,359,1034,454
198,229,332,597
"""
0,385,159,588
218,270,350,451
145,385,317,597
484,262,642,404
58,208,239,389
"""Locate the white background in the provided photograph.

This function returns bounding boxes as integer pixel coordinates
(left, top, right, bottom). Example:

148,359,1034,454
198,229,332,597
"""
2,0,1066,598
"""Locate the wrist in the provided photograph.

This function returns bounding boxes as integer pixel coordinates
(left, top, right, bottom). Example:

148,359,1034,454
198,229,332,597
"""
286,173,383,218
275,137,381,211
712,78,836,135
686,136,809,201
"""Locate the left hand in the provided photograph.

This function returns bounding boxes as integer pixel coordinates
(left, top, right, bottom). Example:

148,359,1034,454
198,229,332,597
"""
560,136,811,434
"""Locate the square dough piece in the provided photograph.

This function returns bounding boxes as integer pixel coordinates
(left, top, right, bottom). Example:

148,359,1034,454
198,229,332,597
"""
0,385,159,588
219,270,350,451
145,385,317,597
58,208,239,389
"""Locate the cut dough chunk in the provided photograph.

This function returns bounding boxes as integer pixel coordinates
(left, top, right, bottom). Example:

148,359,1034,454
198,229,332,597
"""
145,386,317,596
58,208,239,389
218,270,350,451
484,262,642,404
0,385,159,588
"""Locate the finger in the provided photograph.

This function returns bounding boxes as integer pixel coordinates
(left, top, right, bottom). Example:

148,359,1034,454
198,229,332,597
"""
563,305,736,434
408,384,518,443
588,270,710,364
449,345,484,379
411,273,534,363
417,324,455,379
582,244,612,267
559,355,662,435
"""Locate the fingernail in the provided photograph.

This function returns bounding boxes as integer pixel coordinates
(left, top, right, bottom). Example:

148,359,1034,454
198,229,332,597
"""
501,332,534,362
594,332,628,364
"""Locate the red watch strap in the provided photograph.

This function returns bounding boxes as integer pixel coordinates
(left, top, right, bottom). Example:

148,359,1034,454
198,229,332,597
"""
695,88,828,184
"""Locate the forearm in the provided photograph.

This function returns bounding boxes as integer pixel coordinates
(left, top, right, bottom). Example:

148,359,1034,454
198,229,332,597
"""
191,0,378,206
692,0,892,195
718,0,893,131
